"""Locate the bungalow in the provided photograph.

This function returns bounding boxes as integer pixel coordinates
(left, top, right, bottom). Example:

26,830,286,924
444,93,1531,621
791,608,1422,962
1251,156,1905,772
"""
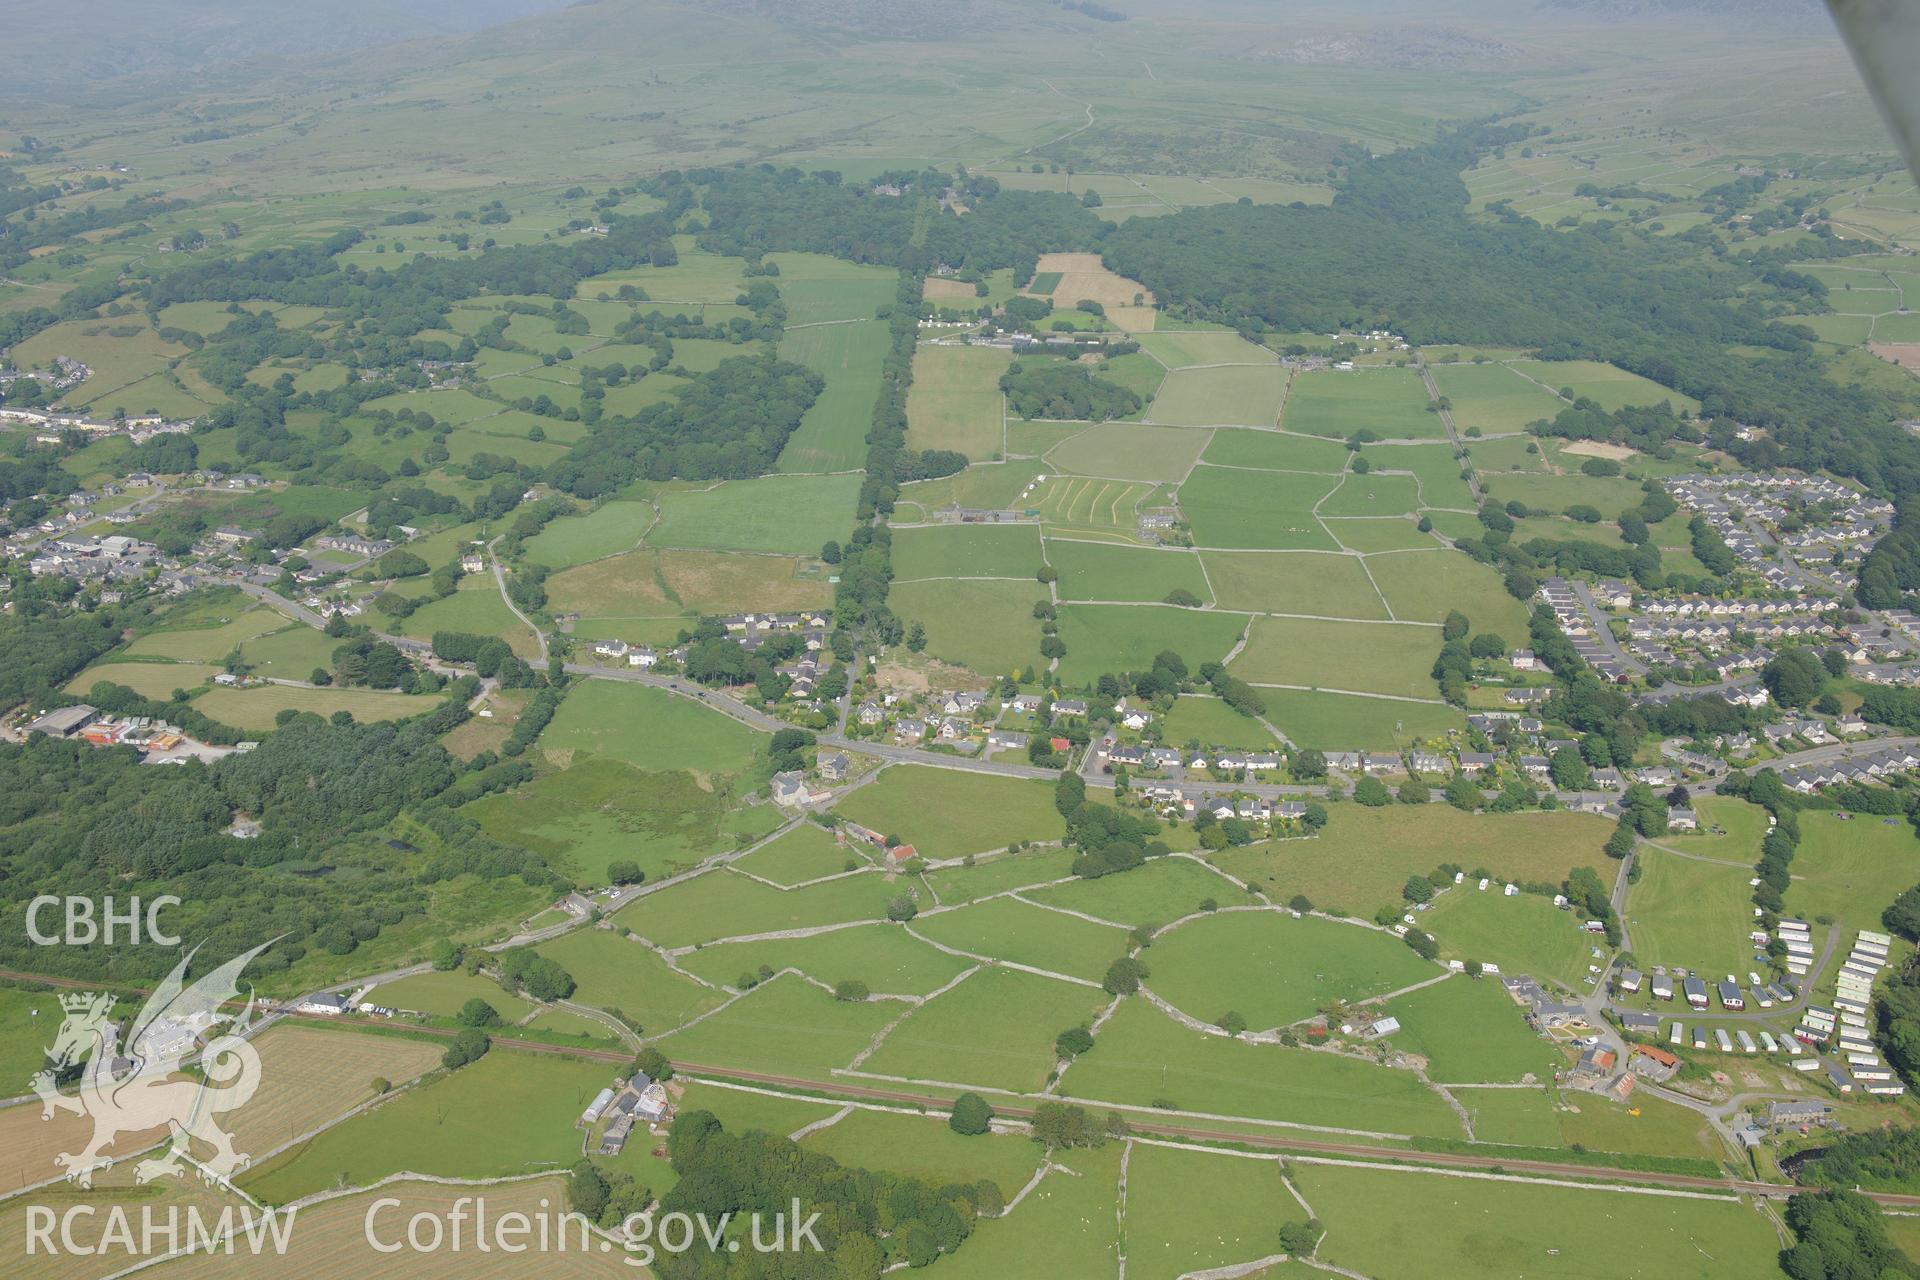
987,729,1029,749
297,992,350,1015
1618,1010,1661,1036
1052,699,1089,721
1119,709,1152,731
1457,752,1495,777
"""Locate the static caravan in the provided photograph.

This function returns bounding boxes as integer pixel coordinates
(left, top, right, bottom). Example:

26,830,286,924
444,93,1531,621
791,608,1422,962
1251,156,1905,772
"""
1714,1028,1734,1052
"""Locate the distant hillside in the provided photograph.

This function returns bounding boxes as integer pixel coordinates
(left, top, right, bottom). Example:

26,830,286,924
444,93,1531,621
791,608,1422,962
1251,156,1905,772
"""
0,0,574,96
1540,0,1825,19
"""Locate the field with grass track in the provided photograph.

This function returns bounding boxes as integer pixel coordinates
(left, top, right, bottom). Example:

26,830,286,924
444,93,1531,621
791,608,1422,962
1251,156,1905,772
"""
731,821,856,885
914,896,1130,982
522,499,654,567
391,577,542,658
615,866,904,948
860,964,1106,1092
903,343,1011,461
1178,465,1340,550
651,473,860,554
922,1145,1120,1280
1215,807,1611,920
654,973,901,1078
1149,910,1437,1030
1283,368,1440,440
368,969,535,1020
833,767,1064,860
1053,603,1246,684
1059,998,1462,1138
543,679,764,770
1122,1143,1291,1280
677,922,972,997
536,927,727,1032
1505,358,1699,414
1625,846,1763,979
892,523,1045,580
1430,360,1569,433
1160,694,1281,750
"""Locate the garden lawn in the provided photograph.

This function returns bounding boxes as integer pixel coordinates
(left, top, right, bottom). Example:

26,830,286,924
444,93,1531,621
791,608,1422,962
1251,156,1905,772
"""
614,868,904,948
1178,465,1340,550
542,680,766,775
1381,974,1563,1083
904,344,1011,461
1048,540,1213,604
651,474,861,554
1053,603,1246,685
861,965,1106,1092
239,1050,611,1204
1231,616,1440,699
1148,910,1436,1030
535,928,727,1033
654,973,900,1079
914,896,1131,983
833,767,1065,860
1422,888,1595,991
892,524,1044,580
1060,999,1461,1138
677,923,972,997
1214,807,1611,920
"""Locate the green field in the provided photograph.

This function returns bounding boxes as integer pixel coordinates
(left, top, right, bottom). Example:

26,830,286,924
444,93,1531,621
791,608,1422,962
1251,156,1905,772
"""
1024,855,1255,926
731,821,858,885
1149,910,1437,1030
924,1145,1120,1280
542,680,766,774
1786,808,1920,926
1283,368,1441,440
1045,423,1211,482
1146,364,1288,427
904,343,1011,461
1053,603,1247,684
392,578,541,658
522,500,653,567
861,964,1106,1092
1363,549,1532,637
1625,846,1763,979
766,251,898,325
536,927,727,1032
1028,474,1156,535
193,684,444,730
914,896,1130,982
69,661,221,698
367,969,535,1021
1047,539,1213,603
892,523,1045,580
890,578,1044,676
1318,471,1422,518
1177,465,1340,550
1231,615,1441,699
773,318,891,472
833,767,1064,860
240,1050,611,1204
1160,695,1282,750
1381,974,1563,1083
1324,518,1439,553
654,972,901,1078
1200,428,1351,473
0,986,68,1089
1060,998,1462,1138
678,922,973,996
1258,687,1466,750
1216,807,1611,920
1137,331,1276,368
652,473,861,554
800,1108,1045,1199
125,606,290,661
1422,888,1596,991
1197,550,1387,618
1506,358,1700,414
1430,361,1569,433
1122,1144,1292,1280
235,623,344,679
1385,441,1478,509
1295,1161,1777,1280
615,867,905,948
923,846,1080,905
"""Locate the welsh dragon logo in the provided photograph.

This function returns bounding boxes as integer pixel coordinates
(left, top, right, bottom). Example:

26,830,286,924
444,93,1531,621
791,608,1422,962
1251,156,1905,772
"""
31,940,276,1188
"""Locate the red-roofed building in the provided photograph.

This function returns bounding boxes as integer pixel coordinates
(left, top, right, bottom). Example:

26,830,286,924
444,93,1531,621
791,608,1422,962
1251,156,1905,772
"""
1049,737,1070,753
